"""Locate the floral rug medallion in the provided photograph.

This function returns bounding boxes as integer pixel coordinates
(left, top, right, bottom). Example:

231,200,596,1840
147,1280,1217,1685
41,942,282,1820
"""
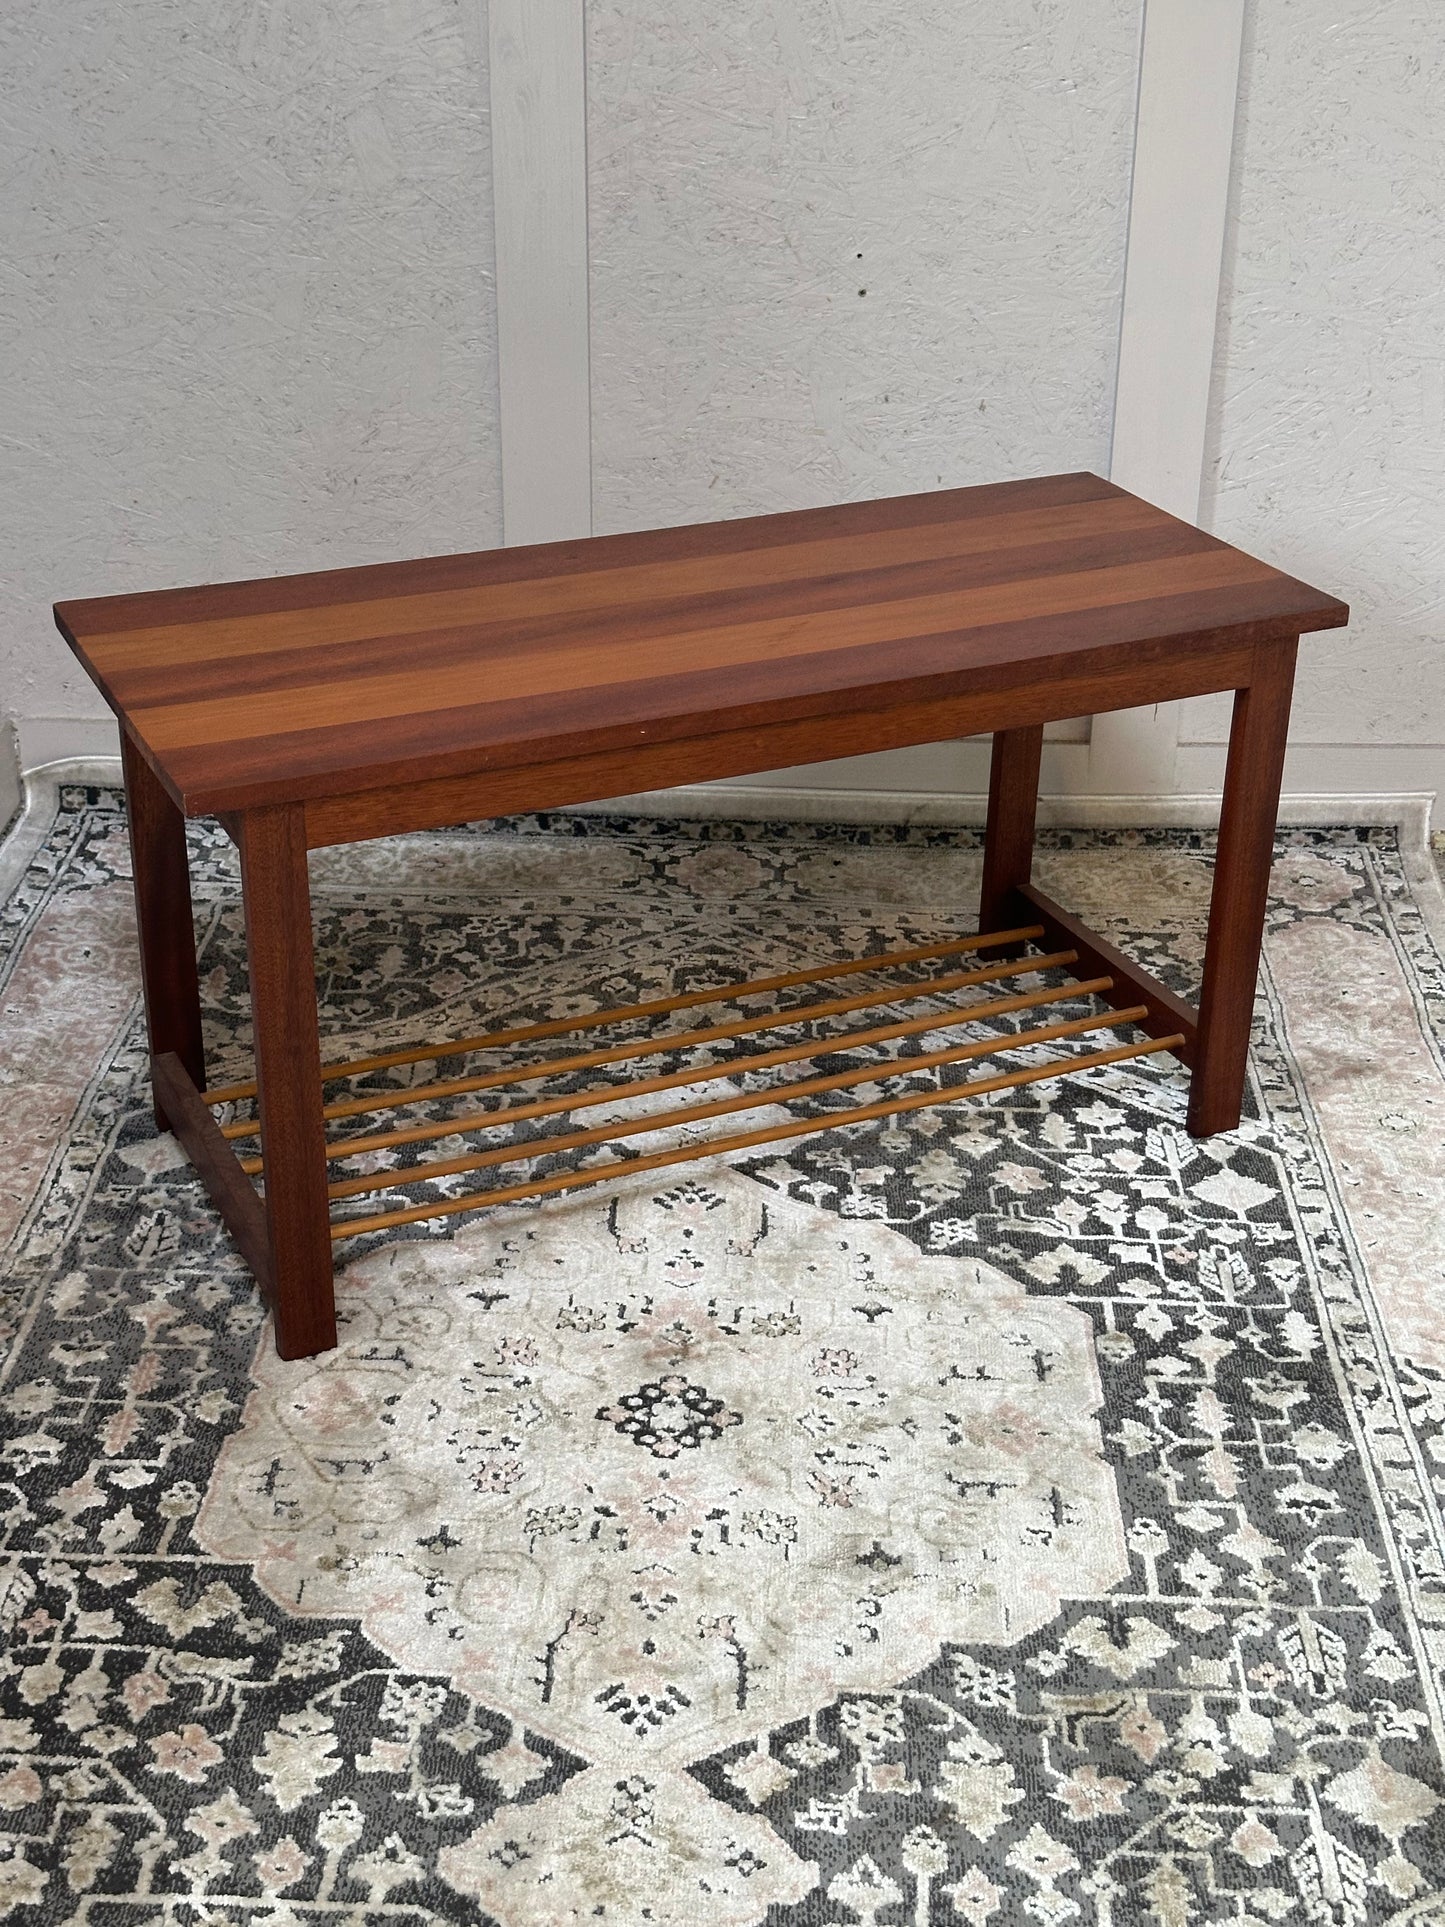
198,1172,1126,1919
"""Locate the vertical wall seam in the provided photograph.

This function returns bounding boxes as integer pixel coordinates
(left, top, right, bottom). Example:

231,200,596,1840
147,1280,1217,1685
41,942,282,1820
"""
488,0,593,546
1109,0,1247,523
1092,0,1248,796
1103,0,1153,485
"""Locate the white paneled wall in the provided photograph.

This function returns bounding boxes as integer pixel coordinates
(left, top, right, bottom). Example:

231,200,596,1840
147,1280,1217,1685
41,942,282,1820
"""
1095,0,1244,798
584,0,1138,802
587,1,1139,529
3,0,1440,810
1188,0,1445,802
1,0,501,767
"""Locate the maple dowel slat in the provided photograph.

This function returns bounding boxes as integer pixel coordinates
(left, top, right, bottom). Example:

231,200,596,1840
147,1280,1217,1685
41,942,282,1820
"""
245,971,1114,1174
331,1030,1185,1238
321,1002,1149,1203
202,920,1046,1105
221,945,1079,1142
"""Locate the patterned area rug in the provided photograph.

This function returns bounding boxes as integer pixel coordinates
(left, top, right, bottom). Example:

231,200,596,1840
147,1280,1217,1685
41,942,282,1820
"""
3,783,1445,1925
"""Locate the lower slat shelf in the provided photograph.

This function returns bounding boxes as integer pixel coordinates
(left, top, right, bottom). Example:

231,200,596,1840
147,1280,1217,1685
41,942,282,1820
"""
328,1030,1183,1239
191,931,1188,1244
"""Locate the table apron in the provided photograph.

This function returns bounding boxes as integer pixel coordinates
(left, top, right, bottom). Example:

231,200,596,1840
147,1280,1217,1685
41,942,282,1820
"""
299,642,1258,848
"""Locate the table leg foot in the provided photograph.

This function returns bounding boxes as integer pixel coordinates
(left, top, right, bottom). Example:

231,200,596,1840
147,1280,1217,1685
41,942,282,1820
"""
121,732,205,1130
239,804,337,1358
1187,639,1298,1138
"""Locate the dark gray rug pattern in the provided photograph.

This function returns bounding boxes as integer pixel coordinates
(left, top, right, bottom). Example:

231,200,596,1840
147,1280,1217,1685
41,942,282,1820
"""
1,787,1443,1923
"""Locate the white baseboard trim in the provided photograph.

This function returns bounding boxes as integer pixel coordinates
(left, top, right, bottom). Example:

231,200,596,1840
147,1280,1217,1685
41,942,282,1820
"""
1179,740,1445,799
16,715,122,770
1396,801,1445,961
18,718,1442,806
19,755,126,787
0,757,130,904
12,756,1439,831
21,755,1434,833
571,781,1436,834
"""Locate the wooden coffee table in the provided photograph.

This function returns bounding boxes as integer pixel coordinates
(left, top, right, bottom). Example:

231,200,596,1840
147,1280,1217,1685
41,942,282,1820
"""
57,472,1347,1359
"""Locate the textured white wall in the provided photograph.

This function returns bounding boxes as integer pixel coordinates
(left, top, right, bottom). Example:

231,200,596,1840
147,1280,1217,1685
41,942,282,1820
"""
0,0,500,767
1188,0,1445,792
584,0,1138,800
586,0,1142,534
5,2,1440,807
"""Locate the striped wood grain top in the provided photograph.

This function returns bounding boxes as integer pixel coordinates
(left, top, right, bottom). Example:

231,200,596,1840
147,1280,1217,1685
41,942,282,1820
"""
56,473,1348,815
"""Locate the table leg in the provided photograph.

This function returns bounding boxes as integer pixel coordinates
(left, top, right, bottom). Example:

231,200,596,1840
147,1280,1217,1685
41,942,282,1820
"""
121,730,205,1129
980,724,1043,948
238,804,337,1358
1188,638,1298,1138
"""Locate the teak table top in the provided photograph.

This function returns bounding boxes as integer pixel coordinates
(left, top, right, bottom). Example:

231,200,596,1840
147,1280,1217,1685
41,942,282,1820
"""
57,472,1347,823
